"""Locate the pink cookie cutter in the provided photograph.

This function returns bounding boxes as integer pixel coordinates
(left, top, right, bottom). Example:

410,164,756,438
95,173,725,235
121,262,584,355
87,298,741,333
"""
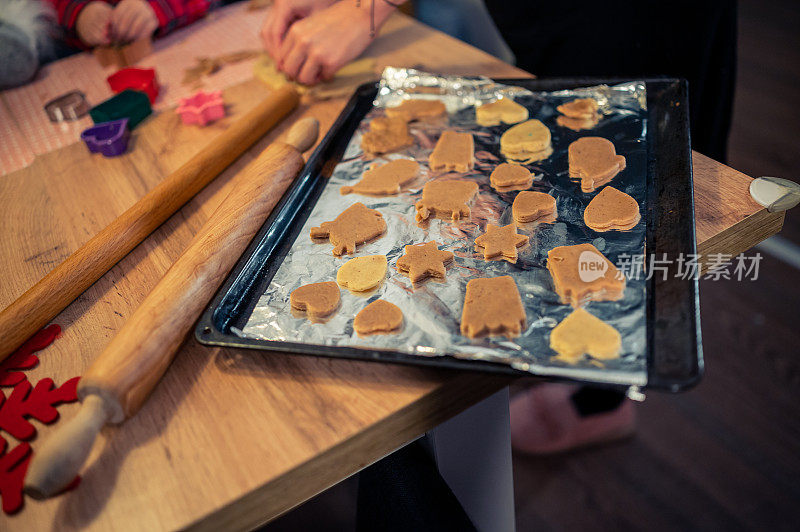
107,67,159,104
176,91,226,126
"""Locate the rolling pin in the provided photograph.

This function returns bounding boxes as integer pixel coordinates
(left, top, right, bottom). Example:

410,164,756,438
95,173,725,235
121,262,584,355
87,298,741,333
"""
24,117,320,499
0,85,300,363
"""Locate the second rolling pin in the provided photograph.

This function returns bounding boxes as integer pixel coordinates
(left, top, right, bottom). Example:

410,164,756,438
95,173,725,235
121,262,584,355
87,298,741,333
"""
24,117,319,499
0,85,299,363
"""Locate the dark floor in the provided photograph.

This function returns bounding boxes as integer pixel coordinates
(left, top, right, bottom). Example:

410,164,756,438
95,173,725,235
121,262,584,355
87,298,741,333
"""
513,1,800,529
268,1,800,530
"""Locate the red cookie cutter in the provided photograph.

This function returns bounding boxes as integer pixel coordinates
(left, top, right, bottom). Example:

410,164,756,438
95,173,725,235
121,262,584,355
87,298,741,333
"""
176,90,225,126
106,67,159,104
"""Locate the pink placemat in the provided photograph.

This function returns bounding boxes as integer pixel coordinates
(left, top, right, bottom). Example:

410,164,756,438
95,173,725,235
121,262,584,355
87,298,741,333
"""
0,2,265,176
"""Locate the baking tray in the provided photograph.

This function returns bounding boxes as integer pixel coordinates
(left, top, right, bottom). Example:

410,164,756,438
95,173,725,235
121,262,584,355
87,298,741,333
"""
195,77,702,392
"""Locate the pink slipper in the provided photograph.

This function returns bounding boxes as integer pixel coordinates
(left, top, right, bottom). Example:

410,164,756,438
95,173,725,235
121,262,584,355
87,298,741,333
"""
510,383,636,455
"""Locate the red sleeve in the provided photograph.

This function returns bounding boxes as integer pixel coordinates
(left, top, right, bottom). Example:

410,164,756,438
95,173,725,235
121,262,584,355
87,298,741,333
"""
46,0,107,48
146,0,215,36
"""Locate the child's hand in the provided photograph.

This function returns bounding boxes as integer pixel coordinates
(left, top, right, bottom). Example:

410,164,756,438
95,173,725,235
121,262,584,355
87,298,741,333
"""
261,0,338,60
276,2,376,85
76,2,113,46
110,0,159,43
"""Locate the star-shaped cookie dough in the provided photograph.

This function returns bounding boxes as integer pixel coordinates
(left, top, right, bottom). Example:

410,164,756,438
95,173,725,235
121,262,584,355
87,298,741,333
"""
396,241,455,283
474,223,528,263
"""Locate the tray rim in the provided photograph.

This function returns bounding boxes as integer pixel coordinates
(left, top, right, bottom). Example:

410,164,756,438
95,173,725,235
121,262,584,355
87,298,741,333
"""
194,76,703,392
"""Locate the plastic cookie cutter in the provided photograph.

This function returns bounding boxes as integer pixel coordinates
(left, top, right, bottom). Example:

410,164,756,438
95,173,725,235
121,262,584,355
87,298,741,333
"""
89,89,151,129
80,118,130,157
44,91,89,123
176,90,225,126
107,67,159,103
749,177,800,212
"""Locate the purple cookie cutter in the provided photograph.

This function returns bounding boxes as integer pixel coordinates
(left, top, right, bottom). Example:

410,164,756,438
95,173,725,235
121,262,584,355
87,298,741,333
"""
80,118,130,157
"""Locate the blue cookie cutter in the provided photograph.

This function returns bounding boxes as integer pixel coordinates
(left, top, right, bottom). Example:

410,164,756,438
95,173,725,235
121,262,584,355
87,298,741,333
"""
80,118,130,157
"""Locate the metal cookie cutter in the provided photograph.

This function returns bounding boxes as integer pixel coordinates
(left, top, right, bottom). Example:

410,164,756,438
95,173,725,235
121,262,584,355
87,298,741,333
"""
44,91,89,123
80,118,130,157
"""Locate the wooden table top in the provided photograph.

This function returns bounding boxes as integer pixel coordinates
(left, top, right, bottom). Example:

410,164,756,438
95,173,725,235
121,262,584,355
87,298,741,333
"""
0,12,784,532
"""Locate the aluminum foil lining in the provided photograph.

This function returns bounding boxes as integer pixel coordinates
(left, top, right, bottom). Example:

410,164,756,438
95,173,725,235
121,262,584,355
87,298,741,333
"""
241,68,648,387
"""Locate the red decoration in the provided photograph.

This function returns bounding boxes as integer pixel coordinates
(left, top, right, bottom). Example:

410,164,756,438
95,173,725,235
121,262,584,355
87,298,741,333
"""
0,324,61,387
0,377,80,441
0,439,32,515
0,325,81,515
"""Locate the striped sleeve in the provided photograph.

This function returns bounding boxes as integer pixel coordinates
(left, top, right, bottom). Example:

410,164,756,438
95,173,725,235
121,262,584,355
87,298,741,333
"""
46,0,100,48
146,0,216,36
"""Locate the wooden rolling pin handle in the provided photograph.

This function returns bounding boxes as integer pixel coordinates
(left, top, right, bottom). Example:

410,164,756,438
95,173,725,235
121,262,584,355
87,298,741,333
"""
24,117,319,500
24,395,112,500
0,85,300,363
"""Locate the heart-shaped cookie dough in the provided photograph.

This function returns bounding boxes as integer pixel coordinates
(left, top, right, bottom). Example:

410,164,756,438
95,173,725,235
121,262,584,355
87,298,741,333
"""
290,281,341,321
556,98,598,119
354,299,404,336
549,308,621,363
476,97,528,126
490,163,532,191
512,191,556,223
337,255,387,292
583,186,640,231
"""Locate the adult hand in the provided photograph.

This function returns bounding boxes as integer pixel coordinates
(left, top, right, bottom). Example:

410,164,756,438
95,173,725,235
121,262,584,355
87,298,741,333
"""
260,0,337,60
110,0,159,43
76,2,113,47
276,1,378,85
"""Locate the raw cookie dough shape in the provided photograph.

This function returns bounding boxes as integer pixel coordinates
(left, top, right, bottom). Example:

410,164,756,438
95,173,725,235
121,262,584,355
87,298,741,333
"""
474,223,529,263
385,99,446,121
557,114,600,132
337,255,388,292
476,97,529,127
550,308,621,363
568,137,626,193
557,98,598,119
361,116,414,155
500,119,551,153
310,202,387,255
354,299,404,337
490,163,532,190
500,119,553,163
396,241,455,283
460,276,526,338
341,159,420,196
546,243,625,307
429,130,474,172
290,282,341,320
415,179,479,223
512,191,556,223
583,186,641,231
